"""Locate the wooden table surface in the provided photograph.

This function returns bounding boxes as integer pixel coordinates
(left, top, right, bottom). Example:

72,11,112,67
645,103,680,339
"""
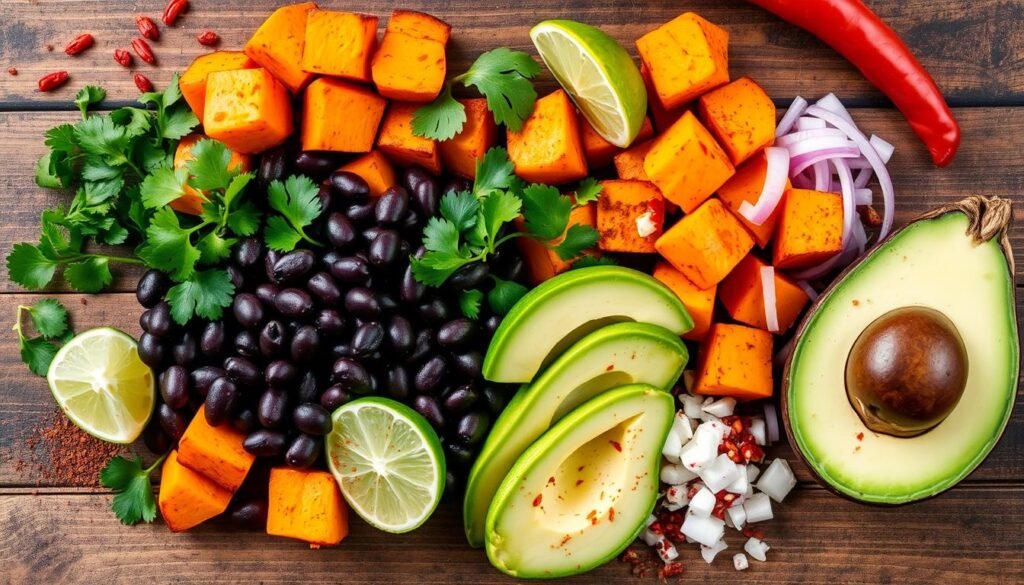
0,1,1022,583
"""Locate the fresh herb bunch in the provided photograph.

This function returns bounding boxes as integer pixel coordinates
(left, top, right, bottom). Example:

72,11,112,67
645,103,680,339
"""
13,298,72,376
263,175,325,252
99,453,167,525
413,48,541,140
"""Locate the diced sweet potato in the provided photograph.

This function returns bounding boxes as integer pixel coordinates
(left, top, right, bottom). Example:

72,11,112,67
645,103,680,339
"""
244,2,319,93
515,203,596,285
158,450,232,533
614,140,654,181
171,134,252,215
371,11,450,103
377,102,442,175
302,78,386,153
636,12,729,111
772,188,844,270
717,151,791,248
387,10,451,43
580,114,653,169
339,151,397,196
267,467,349,546
597,180,663,253
177,405,256,493
652,261,716,341
439,98,498,179
203,68,293,154
179,51,257,121
506,90,588,185
694,323,773,400
300,10,378,82
719,255,809,333
698,77,776,166
644,111,735,213
640,64,684,132
655,198,753,289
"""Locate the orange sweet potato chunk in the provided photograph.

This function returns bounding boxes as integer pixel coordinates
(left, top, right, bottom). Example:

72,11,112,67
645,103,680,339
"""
204,68,293,154
172,135,252,215
180,51,257,121
177,405,256,493
694,323,773,401
387,10,451,43
644,111,735,213
515,203,596,285
636,12,729,111
698,77,776,166
717,151,790,249
267,467,349,546
597,180,663,253
506,90,588,185
640,64,684,133
301,10,378,82
655,198,753,289
377,103,443,175
340,151,397,196
580,114,653,169
302,78,387,153
614,140,654,181
371,13,449,104
653,261,716,341
158,450,233,533
719,255,809,333
244,2,319,93
772,189,844,270
439,98,498,179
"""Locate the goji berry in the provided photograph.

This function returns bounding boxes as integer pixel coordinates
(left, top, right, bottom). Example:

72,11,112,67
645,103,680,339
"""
64,33,94,56
134,73,154,93
161,0,189,26
37,71,69,92
135,16,160,41
6,67,17,76
113,49,133,68
131,38,156,65
196,31,219,46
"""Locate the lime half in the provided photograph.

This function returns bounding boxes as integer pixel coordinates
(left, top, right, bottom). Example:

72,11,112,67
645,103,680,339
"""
326,397,445,533
531,19,648,148
47,327,155,444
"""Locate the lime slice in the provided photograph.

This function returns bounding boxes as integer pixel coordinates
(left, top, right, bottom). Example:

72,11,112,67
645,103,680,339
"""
47,327,155,444
326,397,445,533
531,19,648,148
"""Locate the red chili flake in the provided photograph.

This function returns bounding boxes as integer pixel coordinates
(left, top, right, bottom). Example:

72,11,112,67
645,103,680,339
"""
546,476,556,486
532,493,543,507
161,0,189,26
559,534,572,546
608,507,616,522
44,44,54,52
113,49,133,68
133,73,154,93
37,71,69,92
742,526,765,540
660,561,685,579
196,31,220,46
856,432,864,441
131,38,156,65
6,67,16,76
609,440,622,452
686,483,701,499
135,16,160,41
605,364,614,371
64,33,94,56
575,479,583,486
646,197,665,228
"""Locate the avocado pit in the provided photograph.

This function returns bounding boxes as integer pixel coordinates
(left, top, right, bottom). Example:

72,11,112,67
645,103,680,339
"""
845,306,968,437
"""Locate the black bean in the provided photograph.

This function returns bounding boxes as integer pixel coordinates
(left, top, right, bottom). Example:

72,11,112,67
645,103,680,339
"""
290,325,321,364
321,249,342,269
418,298,451,325
329,170,371,202
437,319,476,350
227,264,246,290
273,250,316,284
314,309,346,337
147,302,173,338
265,360,298,388
232,408,261,435
205,378,238,426
352,321,385,357
143,420,171,455
275,288,314,319
443,384,480,414
264,249,282,281
259,320,288,359
190,366,224,398
224,356,262,388
386,365,411,400
482,384,509,416
413,395,445,429
457,411,491,445
258,388,289,429
297,371,320,404
368,229,400,267
326,212,356,249
172,332,198,367
252,283,278,308
361,225,384,243
400,265,426,305
257,145,289,186
331,358,372,393
400,209,422,236
447,263,490,291
293,403,332,436
295,151,344,178
329,256,370,285
136,269,170,308
285,434,321,468
317,181,334,213
398,239,413,261
307,272,342,306
234,330,260,359
244,429,288,457
160,365,190,409
412,176,439,218
406,328,434,364
234,237,264,269
331,344,354,359
443,178,473,196
444,438,476,467
344,202,376,227
139,309,153,333
415,356,447,394
228,499,269,530
483,315,502,336
451,351,483,378
378,291,399,312
500,255,527,283
386,315,414,355
233,293,264,330
320,384,351,411
157,403,188,441
403,166,431,194
375,186,409,225
344,287,381,320
137,332,165,369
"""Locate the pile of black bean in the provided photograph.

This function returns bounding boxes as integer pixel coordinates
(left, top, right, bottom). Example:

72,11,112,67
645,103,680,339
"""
135,160,526,495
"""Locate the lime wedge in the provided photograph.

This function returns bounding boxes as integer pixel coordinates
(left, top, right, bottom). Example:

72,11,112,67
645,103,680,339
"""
531,19,647,148
47,327,155,444
326,397,445,533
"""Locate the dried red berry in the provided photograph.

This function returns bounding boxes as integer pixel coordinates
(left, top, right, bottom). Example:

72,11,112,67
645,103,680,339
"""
134,73,154,93
64,33,94,56
7,67,17,76
131,38,156,65
44,44,54,52
113,49,133,68
161,0,189,26
37,71,70,92
196,31,220,46
135,16,160,41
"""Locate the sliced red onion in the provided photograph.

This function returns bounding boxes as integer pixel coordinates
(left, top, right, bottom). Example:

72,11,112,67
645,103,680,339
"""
869,134,895,163
738,147,789,226
853,168,873,189
763,403,780,444
775,127,846,147
784,134,858,157
760,266,780,333
795,116,826,131
851,216,868,254
814,93,855,125
775,96,808,137
812,161,831,191
795,280,819,301
789,146,860,176
791,172,813,189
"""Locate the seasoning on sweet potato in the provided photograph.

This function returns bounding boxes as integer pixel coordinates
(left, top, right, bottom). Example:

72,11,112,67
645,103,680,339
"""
655,197,753,289
371,11,451,103
506,90,588,185
640,64,684,132
340,151,397,196
387,9,451,43
172,134,252,215
580,113,653,169
653,261,716,341
302,78,387,153
717,151,791,248
636,12,729,111
698,77,776,166
203,68,293,154
179,51,257,121
177,405,256,493
613,140,654,181
243,2,319,93
772,188,844,269
158,450,232,533
439,98,499,179
694,323,773,401
377,102,443,175
267,467,349,546
644,111,735,213
719,254,809,333
597,179,664,253
515,203,597,285
300,10,378,82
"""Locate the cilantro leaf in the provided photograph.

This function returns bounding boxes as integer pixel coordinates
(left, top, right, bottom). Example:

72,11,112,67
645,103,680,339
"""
7,243,58,289
264,176,323,252
411,251,473,287
461,48,540,132
571,255,618,270
99,455,164,525
440,191,480,232
65,257,113,293
422,217,462,253
412,86,466,141
137,208,200,281
74,116,131,166
197,232,235,265
574,177,603,206
44,124,78,153
459,289,484,319
109,107,152,137
186,139,234,191
20,336,59,377
481,190,521,245
488,277,529,316
521,184,571,240
223,172,254,209
74,86,106,119
166,269,235,325
227,201,261,236
139,167,187,209
27,299,69,339
160,108,199,141
554,224,600,261
473,147,518,197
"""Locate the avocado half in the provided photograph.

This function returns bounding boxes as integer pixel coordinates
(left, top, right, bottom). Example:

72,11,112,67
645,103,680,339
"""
784,196,1019,504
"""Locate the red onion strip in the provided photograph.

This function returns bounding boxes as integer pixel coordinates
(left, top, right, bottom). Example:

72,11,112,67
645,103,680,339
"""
760,266,780,333
739,147,790,226
812,161,831,191
763,403,781,444
775,96,808,137
795,280,819,301
815,93,855,125
795,116,826,131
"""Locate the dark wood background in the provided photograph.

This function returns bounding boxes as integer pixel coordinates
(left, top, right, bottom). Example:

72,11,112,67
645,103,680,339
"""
0,1,1022,583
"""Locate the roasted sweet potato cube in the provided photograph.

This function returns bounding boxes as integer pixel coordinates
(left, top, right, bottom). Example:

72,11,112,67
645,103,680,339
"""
302,78,387,153
177,405,256,492
203,68,293,154
597,180,664,253
179,51,257,121
387,10,451,43
377,103,443,175
243,2,319,93
698,77,776,166
515,203,597,285
340,151,398,196
655,198,753,289
267,467,349,546
439,98,498,179
580,114,653,169
158,450,232,533
640,64,685,132
717,151,791,249
644,111,734,213
371,12,450,103
506,90,588,185
772,189,844,270
171,134,252,215
636,12,729,111
694,323,773,401
614,140,654,181
653,261,716,341
719,255,809,333
300,10,378,82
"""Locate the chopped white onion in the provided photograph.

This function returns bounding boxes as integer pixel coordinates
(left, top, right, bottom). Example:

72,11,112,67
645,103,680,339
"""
680,392,703,419
748,418,768,447
642,528,663,547
743,493,774,524
661,463,696,486
763,403,781,444
699,420,730,444
636,210,657,238
661,428,683,464
746,464,762,483
702,397,736,418
738,147,790,226
726,465,749,495
815,92,855,125
666,484,691,507
701,539,729,563
727,502,748,530
733,553,750,571
795,116,826,131
681,512,725,548
646,514,658,527
700,454,743,493
775,96,808,137
760,265,780,333
689,487,717,518
680,432,718,471
698,397,721,422
744,537,771,562
757,459,798,503
672,411,694,442
657,540,680,563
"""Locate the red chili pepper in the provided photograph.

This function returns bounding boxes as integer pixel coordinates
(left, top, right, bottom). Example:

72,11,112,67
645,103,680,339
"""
161,0,189,26
113,49,133,68
64,33,94,56
196,31,220,47
131,38,156,65
37,71,69,92
134,73,154,93
745,0,960,166
135,16,160,41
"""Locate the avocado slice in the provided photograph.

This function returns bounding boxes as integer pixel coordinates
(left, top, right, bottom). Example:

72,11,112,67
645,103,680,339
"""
482,266,693,383
464,323,687,547
785,197,1019,504
485,384,674,578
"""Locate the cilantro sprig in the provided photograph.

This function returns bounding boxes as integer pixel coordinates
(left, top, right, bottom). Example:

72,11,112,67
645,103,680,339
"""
413,48,541,140
264,175,325,252
99,453,167,525
14,299,72,376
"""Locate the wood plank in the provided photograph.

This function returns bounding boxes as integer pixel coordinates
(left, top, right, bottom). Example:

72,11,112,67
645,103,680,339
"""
1,487,1021,584
0,0,1022,107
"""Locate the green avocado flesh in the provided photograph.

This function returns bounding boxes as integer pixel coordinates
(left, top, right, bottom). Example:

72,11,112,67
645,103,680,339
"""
787,211,1019,504
482,266,693,383
464,322,687,547
485,385,674,578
